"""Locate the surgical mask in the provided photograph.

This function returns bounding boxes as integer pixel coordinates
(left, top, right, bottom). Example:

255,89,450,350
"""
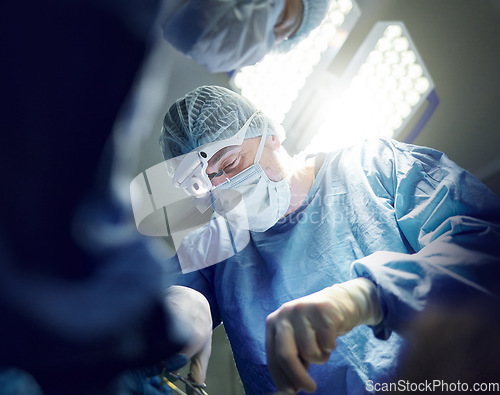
211,124,291,232
162,0,285,73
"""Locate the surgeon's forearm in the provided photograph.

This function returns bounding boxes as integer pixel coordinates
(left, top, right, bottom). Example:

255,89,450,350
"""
322,277,383,334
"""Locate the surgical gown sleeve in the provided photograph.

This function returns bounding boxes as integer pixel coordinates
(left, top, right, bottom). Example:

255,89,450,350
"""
350,139,500,339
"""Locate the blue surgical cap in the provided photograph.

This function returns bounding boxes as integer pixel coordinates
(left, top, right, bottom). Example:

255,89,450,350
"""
160,86,283,160
276,0,331,52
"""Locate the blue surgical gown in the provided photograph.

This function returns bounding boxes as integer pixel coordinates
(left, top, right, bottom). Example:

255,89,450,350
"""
167,138,500,394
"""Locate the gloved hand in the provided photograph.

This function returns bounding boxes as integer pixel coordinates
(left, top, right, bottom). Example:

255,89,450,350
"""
165,286,213,386
265,278,382,393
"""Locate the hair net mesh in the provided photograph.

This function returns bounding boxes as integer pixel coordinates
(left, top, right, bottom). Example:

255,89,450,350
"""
275,0,331,53
160,86,281,160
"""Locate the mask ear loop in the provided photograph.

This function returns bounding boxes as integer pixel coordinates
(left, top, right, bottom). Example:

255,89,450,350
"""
253,117,269,165
253,118,291,185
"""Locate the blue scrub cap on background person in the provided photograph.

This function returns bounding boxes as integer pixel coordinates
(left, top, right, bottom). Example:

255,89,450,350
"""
275,0,331,53
160,86,283,160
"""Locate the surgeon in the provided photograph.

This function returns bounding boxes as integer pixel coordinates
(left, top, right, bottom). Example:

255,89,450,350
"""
161,0,331,73
159,85,500,394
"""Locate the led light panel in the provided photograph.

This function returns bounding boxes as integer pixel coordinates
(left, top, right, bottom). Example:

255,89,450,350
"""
231,0,361,124
305,22,436,154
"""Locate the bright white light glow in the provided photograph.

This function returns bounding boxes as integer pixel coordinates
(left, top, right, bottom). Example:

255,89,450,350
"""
232,0,357,123
306,23,433,154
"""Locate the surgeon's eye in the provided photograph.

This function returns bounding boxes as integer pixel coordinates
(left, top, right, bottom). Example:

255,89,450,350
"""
208,158,238,180
223,158,238,173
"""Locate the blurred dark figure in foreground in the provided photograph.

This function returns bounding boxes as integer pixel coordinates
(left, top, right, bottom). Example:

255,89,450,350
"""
389,300,500,394
0,0,200,393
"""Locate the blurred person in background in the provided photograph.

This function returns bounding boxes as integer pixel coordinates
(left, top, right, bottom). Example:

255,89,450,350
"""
161,0,331,72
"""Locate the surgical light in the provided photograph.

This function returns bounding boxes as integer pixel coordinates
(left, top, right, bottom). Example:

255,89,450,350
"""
231,0,361,124
305,22,437,154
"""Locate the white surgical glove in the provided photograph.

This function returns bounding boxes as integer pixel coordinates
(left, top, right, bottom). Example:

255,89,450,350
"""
165,285,212,385
265,277,382,393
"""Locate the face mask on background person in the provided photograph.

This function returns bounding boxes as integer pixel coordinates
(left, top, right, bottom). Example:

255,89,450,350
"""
162,0,285,73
